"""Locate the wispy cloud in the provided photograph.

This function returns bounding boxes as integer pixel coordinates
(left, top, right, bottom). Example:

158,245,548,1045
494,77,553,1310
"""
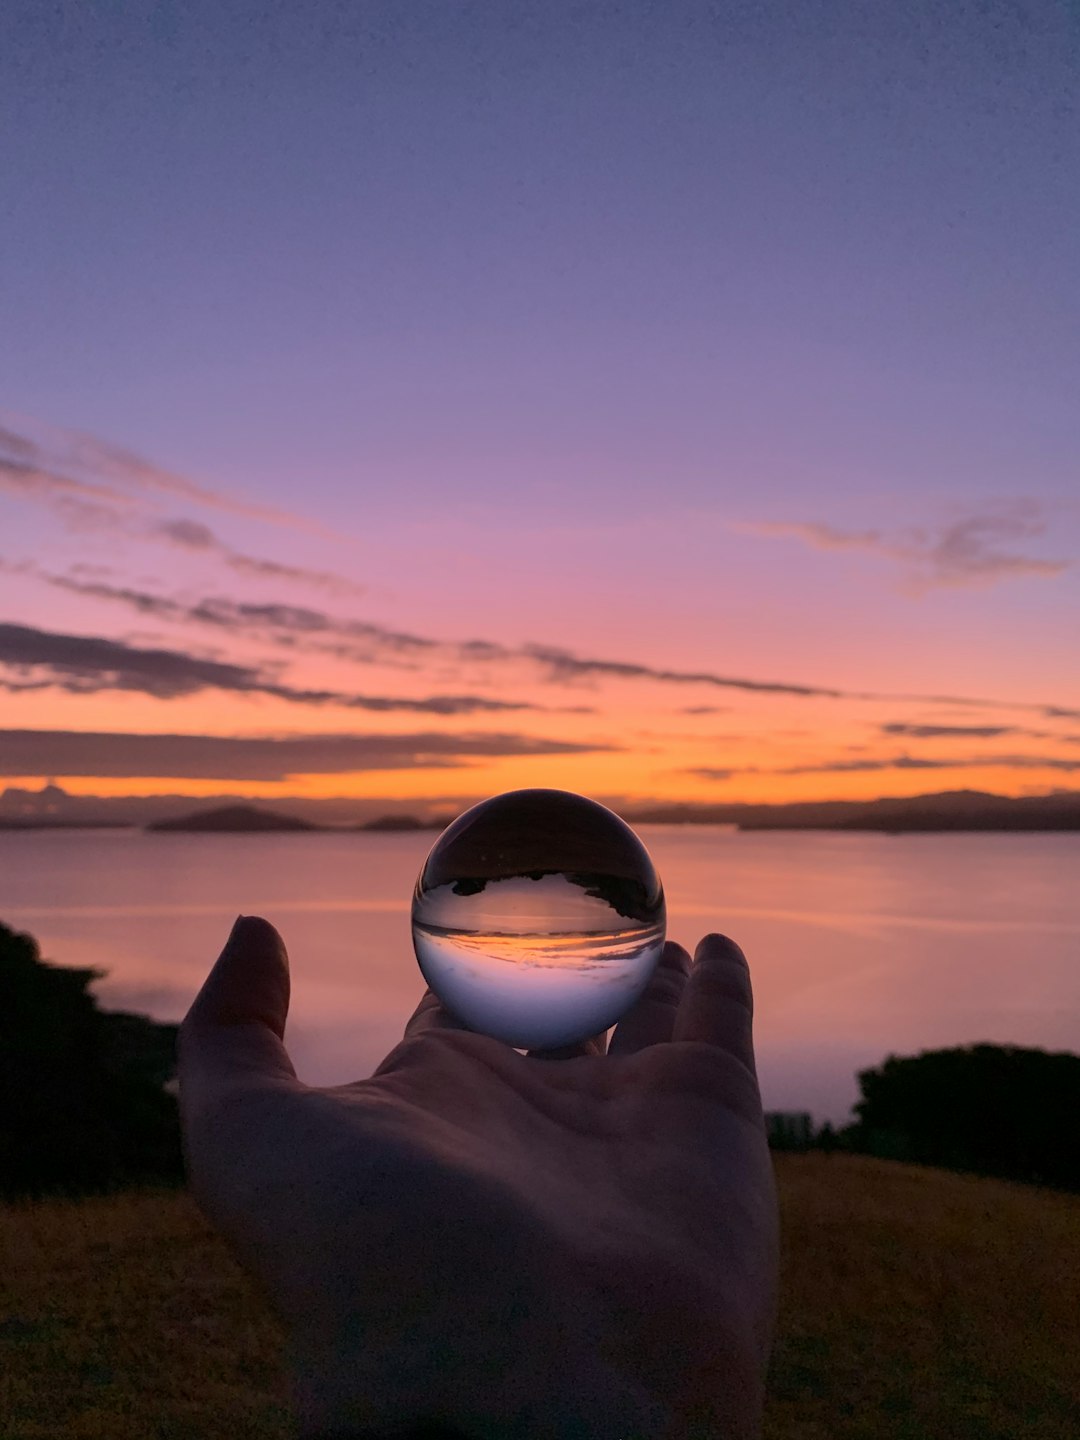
147,517,363,594
0,454,132,510
0,728,601,780
771,753,1080,775
42,577,436,663
685,751,1080,778
743,502,1068,590
0,419,362,594
35,574,861,698
881,722,1016,739
0,427,38,461
881,721,1080,745
30,569,1080,725
1,416,317,531
515,644,849,697
0,621,537,714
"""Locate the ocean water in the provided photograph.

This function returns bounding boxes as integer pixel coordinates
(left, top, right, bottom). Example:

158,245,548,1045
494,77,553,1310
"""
1,826,1077,1122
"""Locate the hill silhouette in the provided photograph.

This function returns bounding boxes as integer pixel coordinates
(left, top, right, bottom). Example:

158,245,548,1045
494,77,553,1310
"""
0,921,182,1197
631,788,1080,831
7,781,1080,830
357,813,435,831
148,804,319,833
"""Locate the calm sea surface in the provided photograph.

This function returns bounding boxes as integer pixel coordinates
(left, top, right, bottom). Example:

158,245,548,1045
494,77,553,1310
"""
1,826,1077,1122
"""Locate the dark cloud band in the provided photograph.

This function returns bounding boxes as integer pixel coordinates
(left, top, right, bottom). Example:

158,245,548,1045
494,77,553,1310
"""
689,752,1080,779
0,621,533,715
0,728,605,780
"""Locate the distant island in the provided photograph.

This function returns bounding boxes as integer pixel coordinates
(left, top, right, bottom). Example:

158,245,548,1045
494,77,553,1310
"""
629,789,1080,833
355,814,434,832
146,805,440,834
147,805,319,833
5,789,1079,836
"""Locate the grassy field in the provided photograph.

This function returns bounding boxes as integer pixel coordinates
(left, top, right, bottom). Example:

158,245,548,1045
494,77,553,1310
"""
1,1154,1078,1439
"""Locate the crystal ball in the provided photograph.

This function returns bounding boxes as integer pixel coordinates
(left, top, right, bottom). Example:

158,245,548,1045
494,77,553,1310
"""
411,788,666,1049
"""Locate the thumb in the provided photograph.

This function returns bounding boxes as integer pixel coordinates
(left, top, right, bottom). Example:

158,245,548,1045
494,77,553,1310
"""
180,915,298,1098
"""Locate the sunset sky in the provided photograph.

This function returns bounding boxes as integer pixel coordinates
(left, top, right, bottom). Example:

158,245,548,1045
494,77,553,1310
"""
2,1,1078,817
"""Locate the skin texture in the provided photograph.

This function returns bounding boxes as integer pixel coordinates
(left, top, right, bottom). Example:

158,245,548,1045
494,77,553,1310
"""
180,919,778,1440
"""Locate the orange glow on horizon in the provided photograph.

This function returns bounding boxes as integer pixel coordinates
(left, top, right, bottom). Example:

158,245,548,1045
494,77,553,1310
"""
5,752,1077,810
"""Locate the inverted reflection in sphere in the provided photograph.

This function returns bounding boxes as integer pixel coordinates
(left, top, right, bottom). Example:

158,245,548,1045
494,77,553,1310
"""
411,789,666,1049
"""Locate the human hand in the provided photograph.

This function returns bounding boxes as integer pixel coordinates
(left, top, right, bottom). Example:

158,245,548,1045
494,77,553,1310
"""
180,917,777,1440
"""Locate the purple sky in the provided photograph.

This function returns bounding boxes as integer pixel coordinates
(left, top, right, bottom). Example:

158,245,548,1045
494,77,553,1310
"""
1,1,1078,808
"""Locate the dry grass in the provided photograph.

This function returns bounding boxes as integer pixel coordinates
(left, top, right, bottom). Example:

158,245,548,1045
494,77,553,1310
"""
1,1155,1078,1438
0,1188,288,1440
767,1155,1080,1440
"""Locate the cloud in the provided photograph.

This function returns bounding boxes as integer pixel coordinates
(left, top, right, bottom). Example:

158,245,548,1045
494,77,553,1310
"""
1,416,317,531
40,574,864,699
0,427,38,460
770,753,1080,775
0,621,537,714
0,728,601,780
755,522,882,551
881,722,1016,739
147,517,360,594
685,767,736,780
41,579,451,667
0,454,131,508
0,621,267,700
881,721,1080,745
32,569,1080,727
0,420,362,595
224,551,362,591
518,644,848,697
155,518,217,550
40,578,187,622
744,502,1068,589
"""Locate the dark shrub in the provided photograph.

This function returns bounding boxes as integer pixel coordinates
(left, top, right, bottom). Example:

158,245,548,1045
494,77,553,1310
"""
851,1043,1080,1190
0,920,182,1197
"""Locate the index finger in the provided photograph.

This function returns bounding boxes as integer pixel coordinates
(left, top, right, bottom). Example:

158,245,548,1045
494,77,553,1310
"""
672,933,757,1075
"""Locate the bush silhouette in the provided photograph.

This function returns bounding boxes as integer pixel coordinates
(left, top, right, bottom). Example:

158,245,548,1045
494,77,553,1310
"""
850,1043,1080,1190
0,920,182,1198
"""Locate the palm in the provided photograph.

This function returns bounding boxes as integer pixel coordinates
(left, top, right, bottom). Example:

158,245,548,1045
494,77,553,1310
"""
181,920,777,1440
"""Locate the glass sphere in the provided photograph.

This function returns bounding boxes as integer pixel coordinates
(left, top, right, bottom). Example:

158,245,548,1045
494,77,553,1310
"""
411,788,665,1049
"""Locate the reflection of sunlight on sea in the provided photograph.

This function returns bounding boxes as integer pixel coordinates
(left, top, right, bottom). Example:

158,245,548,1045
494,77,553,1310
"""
413,921,664,1047
414,922,666,971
